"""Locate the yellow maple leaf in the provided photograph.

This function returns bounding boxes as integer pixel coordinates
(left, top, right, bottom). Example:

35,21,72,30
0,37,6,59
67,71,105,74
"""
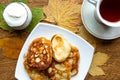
92,52,110,66
89,52,110,76
89,64,105,76
43,0,82,32
0,37,25,59
70,0,83,4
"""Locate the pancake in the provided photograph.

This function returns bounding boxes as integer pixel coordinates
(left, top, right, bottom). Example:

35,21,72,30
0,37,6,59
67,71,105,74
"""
51,34,71,62
24,59,48,80
25,37,53,71
67,45,80,76
46,45,80,79
47,60,72,80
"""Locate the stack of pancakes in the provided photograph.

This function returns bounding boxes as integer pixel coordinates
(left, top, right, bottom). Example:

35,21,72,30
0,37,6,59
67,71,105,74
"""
24,34,80,80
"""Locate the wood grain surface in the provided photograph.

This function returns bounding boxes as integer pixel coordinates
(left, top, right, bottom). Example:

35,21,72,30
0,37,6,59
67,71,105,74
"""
0,0,120,80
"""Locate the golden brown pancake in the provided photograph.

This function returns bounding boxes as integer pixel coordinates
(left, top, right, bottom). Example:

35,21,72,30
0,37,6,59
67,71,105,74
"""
24,60,48,80
51,34,71,62
47,60,72,80
46,45,80,79
67,45,80,76
26,37,53,71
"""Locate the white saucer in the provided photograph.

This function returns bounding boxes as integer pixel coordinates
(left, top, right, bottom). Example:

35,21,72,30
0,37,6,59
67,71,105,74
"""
81,0,120,40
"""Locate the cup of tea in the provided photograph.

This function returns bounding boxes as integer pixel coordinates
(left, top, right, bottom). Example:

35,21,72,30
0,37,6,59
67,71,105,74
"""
88,0,120,27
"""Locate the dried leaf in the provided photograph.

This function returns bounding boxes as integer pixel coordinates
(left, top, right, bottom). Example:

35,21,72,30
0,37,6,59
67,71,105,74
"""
92,52,110,66
0,37,25,59
69,0,83,4
43,0,82,32
89,52,110,76
89,64,105,76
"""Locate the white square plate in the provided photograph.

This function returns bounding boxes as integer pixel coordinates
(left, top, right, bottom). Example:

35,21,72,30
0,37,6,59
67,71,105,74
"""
15,23,94,80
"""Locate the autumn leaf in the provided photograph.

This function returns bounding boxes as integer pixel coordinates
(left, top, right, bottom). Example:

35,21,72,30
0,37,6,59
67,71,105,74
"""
0,37,25,59
43,0,82,33
89,52,110,76
89,64,105,76
69,0,83,4
92,52,110,66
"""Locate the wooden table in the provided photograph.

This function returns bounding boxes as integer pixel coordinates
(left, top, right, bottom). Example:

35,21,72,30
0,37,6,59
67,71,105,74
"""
0,0,120,80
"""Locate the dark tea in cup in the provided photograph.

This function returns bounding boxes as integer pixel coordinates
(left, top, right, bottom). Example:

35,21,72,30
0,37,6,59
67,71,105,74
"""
88,0,120,27
100,0,120,22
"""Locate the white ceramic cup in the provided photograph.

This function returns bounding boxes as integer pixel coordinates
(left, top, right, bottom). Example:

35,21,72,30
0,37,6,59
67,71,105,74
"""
88,0,120,27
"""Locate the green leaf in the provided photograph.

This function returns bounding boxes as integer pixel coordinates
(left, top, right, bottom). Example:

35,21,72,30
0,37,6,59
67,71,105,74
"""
11,0,28,4
24,8,44,32
0,20,14,32
0,4,14,32
0,4,6,19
